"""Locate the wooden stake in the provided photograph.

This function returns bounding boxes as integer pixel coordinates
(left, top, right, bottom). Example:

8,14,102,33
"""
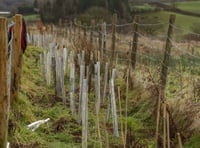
73,18,76,41
167,112,171,148
115,53,118,66
131,15,139,69
155,88,162,148
83,23,87,41
177,133,183,148
118,86,126,148
163,103,167,148
98,20,102,52
103,62,109,102
88,53,93,93
160,14,176,92
102,22,107,60
104,124,109,148
78,21,81,40
96,107,102,148
11,14,23,103
69,21,72,41
52,56,58,97
125,68,129,146
90,20,95,45
0,16,8,148
111,13,117,68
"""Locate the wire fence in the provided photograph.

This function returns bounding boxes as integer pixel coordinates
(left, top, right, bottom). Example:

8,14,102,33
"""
27,16,200,147
29,18,200,88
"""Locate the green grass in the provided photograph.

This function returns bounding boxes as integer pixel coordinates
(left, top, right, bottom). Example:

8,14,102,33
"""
184,134,200,148
9,45,158,147
177,1,200,13
166,1,200,14
24,14,40,22
141,11,200,30
9,40,200,147
131,4,157,11
9,46,82,147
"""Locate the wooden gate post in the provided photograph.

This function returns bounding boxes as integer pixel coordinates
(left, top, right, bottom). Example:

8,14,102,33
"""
0,16,8,148
11,14,22,103
131,15,139,69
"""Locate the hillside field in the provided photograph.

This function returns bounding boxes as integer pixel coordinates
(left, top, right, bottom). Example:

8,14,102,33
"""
141,10,200,30
166,0,200,14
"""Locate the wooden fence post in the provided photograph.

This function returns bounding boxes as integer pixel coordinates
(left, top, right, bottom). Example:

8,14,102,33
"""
11,14,22,103
156,15,175,148
131,15,139,69
0,16,8,148
160,14,176,93
111,13,117,68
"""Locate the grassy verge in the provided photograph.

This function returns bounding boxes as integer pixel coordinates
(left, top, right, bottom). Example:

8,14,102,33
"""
8,45,158,147
9,43,200,147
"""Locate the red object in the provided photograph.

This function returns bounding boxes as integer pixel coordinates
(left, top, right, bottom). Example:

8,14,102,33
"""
8,18,27,54
21,18,27,53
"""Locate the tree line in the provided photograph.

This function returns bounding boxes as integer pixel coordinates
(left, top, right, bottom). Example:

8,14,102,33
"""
34,0,130,23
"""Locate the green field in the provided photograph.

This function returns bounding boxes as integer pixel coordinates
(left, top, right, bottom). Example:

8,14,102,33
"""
141,11,200,30
131,3,156,11
170,1,200,14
